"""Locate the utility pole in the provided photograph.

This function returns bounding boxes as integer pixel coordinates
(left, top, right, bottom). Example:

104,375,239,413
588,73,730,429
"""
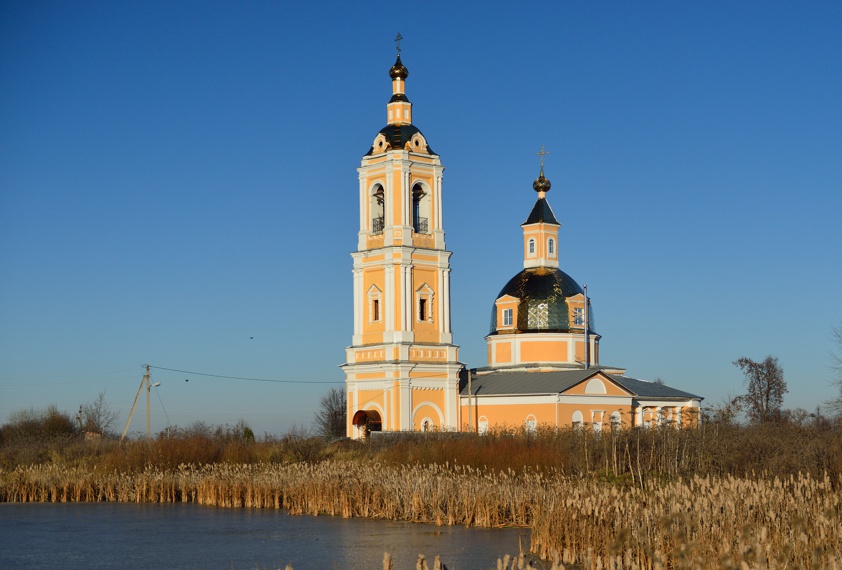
121,364,159,441
146,365,152,439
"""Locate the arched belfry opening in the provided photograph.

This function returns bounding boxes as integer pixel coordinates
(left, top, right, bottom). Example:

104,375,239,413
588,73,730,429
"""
412,183,429,234
352,409,382,437
371,185,385,234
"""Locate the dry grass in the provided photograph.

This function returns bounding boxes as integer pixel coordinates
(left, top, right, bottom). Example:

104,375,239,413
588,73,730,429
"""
3,419,842,568
2,460,840,568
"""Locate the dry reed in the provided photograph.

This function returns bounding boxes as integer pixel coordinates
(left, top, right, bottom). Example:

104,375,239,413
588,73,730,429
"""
2,460,840,569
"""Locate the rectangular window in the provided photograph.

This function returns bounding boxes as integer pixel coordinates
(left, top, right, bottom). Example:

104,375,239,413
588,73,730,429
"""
573,307,584,326
419,298,427,321
372,299,380,322
502,308,513,327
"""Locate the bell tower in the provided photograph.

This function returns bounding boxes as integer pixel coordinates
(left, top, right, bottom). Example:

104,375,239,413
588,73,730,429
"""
342,41,461,438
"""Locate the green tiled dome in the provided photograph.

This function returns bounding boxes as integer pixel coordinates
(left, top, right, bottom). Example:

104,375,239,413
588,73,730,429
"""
489,267,594,334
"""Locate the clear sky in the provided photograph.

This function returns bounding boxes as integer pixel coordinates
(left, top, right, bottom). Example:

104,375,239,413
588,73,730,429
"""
2,1,841,436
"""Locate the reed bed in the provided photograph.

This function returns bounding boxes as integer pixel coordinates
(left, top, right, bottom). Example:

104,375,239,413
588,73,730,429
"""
2,460,840,569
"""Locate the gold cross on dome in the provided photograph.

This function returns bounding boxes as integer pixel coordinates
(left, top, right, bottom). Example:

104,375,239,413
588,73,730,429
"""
395,33,403,55
537,146,550,170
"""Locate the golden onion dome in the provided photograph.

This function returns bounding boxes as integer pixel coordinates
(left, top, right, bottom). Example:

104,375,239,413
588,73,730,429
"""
389,55,408,79
533,170,551,193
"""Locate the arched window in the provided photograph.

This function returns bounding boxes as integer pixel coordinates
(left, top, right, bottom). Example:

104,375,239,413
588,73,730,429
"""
412,184,429,234
525,415,537,434
478,416,489,435
528,239,535,255
548,238,555,255
572,410,584,430
371,185,385,234
610,411,621,431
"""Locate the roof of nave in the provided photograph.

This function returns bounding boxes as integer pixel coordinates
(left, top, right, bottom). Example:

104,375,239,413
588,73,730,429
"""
460,368,702,400
608,375,701,400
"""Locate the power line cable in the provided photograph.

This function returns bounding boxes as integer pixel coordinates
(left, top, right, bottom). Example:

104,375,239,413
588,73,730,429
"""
147,365,343,384
153,385,171,426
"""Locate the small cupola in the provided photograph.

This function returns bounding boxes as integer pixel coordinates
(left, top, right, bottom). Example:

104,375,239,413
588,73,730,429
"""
387,40,412,126
365,42,435,157
522,148,561,269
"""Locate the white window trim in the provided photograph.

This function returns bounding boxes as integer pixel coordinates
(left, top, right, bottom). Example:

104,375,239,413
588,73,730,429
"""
415,284,434,323
525,414,537,434
367,285,382,323
502,308,513,327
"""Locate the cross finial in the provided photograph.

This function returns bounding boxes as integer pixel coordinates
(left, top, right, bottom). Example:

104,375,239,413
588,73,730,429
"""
537,146,550,171
395,33,403,55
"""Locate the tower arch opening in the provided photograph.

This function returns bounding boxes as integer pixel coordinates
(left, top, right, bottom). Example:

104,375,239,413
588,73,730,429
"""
412,183,430,234
371,185,385,234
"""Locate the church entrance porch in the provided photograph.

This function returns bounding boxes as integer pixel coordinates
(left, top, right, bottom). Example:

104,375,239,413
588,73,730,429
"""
352,409,382,438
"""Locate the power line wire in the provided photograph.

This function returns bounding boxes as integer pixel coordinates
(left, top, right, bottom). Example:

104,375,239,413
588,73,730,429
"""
147,365,343,384
153,384,171,426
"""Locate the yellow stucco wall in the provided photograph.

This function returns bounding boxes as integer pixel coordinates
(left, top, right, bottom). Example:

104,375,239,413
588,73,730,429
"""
520,341,567,362
413,267,439,343
411,388,446,429
361,268,385,344
495,341,512,364
356,389,385,418
461,401,636,430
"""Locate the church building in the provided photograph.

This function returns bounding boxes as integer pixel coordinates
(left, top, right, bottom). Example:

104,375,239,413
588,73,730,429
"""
342,49,702,438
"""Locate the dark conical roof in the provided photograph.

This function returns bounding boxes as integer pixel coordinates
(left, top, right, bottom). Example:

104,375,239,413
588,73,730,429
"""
524,197,559,225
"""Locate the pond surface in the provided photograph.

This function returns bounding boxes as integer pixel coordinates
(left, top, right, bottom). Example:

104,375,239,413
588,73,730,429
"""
0,502,539,569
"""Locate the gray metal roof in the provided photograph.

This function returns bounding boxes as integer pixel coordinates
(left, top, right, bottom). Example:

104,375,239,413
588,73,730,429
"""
461,368,701,400
607,375,702,400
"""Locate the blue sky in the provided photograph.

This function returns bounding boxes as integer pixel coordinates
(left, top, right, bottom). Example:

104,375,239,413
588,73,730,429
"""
2,1,840,436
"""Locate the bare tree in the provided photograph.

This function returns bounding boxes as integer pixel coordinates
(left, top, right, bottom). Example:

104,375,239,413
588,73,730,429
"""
705,391,743,425
827,323,842,416
733,356,787,424
81,391,119,436
313,387,346,438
